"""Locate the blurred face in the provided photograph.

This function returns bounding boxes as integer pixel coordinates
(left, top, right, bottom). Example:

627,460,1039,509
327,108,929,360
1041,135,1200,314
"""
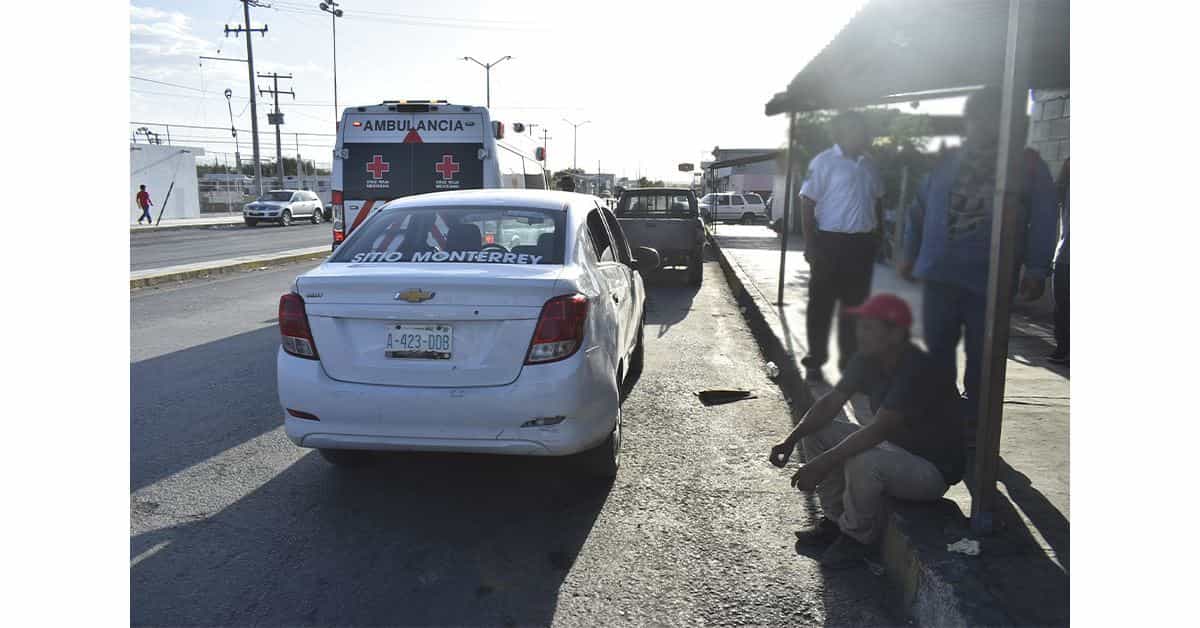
855,317,902,357
965,94,1002,144
834,121,868,154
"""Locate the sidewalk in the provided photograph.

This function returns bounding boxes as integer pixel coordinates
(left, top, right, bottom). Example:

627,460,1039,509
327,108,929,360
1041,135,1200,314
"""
710,224,1069,626
130,214,244,232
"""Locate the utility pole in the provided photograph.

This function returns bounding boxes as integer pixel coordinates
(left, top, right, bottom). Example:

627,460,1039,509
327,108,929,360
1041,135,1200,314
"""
563,118,590,171
318,1,344,129
258,72,295,190
295,133,304,187
225,1,268,195
540,128,551,160
461,55,512,109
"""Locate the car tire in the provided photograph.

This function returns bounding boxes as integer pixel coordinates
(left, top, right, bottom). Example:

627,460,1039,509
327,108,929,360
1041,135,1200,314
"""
244,218,258,227
280,210,292,227
576,375,622,482
311,209,323,224
317,448,376,467
688,253,704,286
625,320,645,395
741,213,756,225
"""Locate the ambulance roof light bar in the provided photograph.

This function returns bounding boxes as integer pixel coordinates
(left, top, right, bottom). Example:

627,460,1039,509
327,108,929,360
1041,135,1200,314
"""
381,100,449,105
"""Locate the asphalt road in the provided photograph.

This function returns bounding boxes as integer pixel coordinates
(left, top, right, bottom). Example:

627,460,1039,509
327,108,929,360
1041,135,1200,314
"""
130,259,897,626
130,221,331,272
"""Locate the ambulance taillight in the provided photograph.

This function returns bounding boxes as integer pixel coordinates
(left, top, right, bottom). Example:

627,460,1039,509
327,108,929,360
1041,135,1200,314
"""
331,190,345,244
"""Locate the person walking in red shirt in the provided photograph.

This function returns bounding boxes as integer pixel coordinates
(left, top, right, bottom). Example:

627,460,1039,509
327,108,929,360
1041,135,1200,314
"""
136,185,153,225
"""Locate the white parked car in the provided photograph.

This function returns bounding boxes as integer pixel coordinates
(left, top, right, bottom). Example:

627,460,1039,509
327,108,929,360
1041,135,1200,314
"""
277,189,660,479
244,190,326,227
698,191,768,224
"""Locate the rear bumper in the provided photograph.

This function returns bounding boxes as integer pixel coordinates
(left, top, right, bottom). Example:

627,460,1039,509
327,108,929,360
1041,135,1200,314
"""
277,346,618,457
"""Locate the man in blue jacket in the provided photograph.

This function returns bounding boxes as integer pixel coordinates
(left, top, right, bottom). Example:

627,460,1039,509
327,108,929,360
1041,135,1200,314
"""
899,87,1058,439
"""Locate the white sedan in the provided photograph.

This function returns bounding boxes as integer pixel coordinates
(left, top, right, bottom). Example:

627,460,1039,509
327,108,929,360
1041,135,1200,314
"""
277,189,660,480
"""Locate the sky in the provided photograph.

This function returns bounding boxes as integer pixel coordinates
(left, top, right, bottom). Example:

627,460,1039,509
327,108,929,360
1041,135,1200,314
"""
130,0,963,182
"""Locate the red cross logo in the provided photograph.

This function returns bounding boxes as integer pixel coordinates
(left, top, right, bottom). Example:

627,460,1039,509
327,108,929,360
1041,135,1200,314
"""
366,155,390,179
435,154,461,180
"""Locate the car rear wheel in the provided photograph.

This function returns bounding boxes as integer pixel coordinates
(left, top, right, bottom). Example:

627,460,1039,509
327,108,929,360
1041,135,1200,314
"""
310,209,323,224
688,252,704,286
318,448,376,467
741,213,756,225
280,210,292,227
244,218,258,227
576,374,622,482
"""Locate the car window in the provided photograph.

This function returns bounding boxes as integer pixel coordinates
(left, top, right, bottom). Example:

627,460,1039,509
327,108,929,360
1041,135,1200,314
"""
618,192,696,216
732,195,746,205
585,209,616,263
330,206,564,264
307,192,320,201
717,195,731,206
599,206,633,265
260,191,293,202
744,193,763,205
699,194,714,204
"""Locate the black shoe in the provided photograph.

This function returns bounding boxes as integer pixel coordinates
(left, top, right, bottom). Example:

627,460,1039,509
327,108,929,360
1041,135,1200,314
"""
794,517,840,547
805,367,827,384
819,533,875,569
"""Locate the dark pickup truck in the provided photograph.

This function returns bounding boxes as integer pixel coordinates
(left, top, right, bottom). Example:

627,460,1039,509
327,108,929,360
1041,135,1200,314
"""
615,188,705,285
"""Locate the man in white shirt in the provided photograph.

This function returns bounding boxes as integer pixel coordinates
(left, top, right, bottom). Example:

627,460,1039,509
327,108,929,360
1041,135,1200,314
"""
799,111,884,382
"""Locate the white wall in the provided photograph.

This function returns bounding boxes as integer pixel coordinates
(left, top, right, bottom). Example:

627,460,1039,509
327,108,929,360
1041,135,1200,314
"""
129,144,204,223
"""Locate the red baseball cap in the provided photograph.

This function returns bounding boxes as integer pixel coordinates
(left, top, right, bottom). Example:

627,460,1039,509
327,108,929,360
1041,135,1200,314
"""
844,293,913,329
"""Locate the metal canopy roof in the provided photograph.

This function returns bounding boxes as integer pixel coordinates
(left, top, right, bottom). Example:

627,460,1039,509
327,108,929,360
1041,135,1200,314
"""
765,0,1069,115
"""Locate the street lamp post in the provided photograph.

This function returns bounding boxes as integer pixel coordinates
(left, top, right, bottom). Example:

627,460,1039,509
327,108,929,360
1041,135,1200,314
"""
318,1,344,129
461,55,512,109
224,88,243,173
563,118,591,171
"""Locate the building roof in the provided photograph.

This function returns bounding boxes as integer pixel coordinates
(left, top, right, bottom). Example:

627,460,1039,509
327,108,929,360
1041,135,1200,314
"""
765,0,1069,115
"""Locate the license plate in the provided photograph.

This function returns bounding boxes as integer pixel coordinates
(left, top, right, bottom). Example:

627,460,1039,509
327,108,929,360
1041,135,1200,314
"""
386,324,452,359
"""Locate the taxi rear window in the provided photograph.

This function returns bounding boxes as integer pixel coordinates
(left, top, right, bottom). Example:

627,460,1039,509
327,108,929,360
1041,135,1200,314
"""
330,206,565,265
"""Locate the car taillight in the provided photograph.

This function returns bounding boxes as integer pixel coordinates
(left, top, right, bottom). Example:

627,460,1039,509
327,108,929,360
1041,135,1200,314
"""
279,293,319,359
331,190,345,239
525,294,588,364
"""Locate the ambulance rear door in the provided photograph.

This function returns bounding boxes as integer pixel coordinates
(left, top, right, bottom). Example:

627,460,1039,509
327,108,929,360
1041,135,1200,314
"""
340,109,486,236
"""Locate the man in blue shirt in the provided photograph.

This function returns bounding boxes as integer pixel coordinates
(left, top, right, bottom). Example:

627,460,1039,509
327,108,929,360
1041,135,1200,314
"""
899,87,1058,434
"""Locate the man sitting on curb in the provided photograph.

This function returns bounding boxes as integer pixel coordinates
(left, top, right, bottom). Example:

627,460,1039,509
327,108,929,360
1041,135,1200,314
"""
769,293,965,568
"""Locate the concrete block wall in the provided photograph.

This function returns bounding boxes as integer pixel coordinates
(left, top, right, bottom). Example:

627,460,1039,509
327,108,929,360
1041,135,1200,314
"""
1028,89,1069,178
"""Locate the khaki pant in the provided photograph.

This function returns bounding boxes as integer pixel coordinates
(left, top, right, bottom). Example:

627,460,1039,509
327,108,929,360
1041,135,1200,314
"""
802,420,948,544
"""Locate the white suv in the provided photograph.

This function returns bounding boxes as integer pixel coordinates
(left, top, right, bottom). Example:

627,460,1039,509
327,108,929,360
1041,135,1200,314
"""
698,192,768,224
244,190,327,227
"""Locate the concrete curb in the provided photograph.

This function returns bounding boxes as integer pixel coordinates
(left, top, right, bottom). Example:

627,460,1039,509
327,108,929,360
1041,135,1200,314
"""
130,217,246,233
130,246,330,289
707,233,1005,627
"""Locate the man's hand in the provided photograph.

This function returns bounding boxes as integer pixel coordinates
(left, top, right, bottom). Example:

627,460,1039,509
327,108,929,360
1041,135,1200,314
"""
1019,277,1046,301
898,260,915,282
769,442,794,468
790,460,829,491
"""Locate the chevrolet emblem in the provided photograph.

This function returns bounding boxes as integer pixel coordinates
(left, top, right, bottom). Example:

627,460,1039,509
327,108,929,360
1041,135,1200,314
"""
395,289,436,303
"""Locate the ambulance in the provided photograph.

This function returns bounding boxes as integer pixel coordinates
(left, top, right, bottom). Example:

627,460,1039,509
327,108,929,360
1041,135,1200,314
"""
330,100,548,247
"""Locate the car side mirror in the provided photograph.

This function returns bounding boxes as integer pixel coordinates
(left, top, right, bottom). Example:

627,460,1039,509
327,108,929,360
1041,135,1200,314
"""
632,246,660,272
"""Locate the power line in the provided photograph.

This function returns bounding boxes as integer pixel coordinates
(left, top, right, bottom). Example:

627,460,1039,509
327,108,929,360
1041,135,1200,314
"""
130,75,205,92
271,0,539,26
130,120,334,136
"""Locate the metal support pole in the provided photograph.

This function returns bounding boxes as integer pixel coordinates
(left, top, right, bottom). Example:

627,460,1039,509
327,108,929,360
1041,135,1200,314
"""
777,112,797,305
970,0,1035,535
895,165,909,264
